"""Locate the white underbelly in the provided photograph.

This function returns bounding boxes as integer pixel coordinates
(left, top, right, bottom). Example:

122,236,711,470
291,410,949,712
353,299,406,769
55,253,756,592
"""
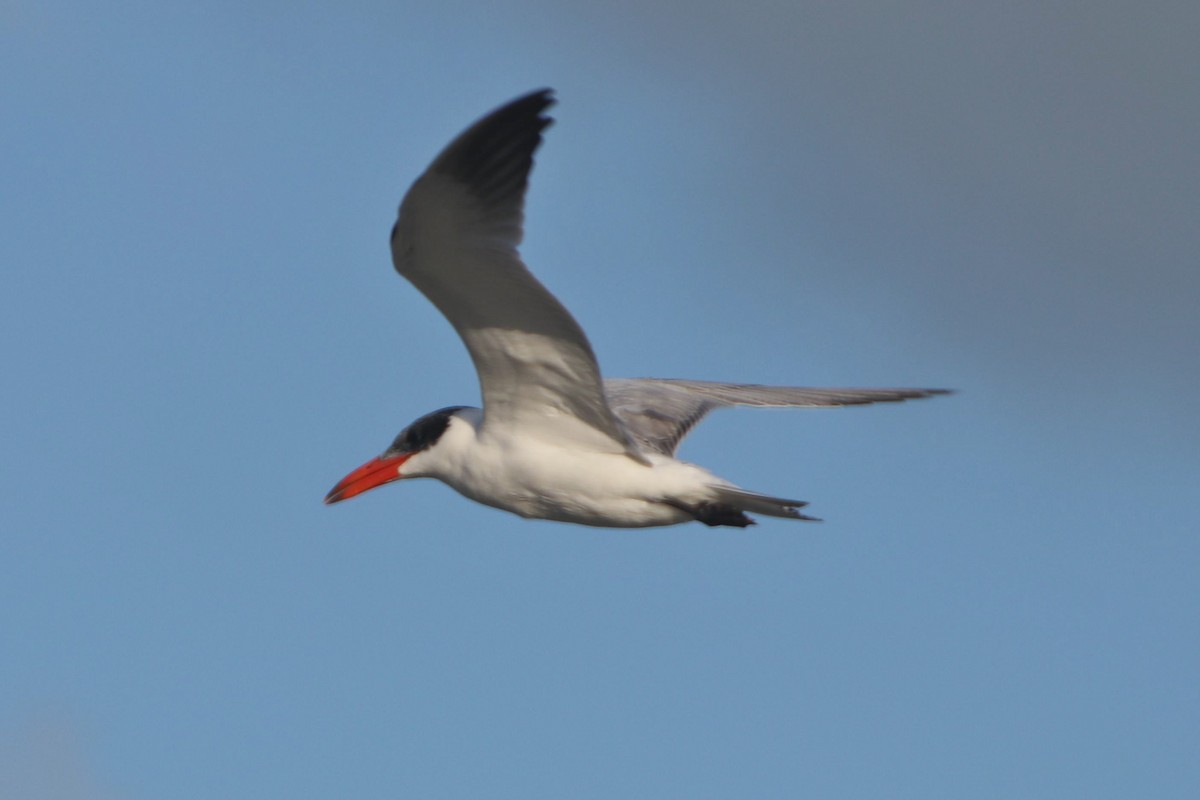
443,443,713,528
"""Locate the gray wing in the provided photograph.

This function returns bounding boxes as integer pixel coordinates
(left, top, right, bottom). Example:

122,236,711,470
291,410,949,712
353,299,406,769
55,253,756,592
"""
605,378,951,456
391,90,641,457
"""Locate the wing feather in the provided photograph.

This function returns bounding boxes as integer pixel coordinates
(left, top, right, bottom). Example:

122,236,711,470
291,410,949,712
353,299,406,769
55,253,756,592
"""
391,90,638,456
606,378,951,455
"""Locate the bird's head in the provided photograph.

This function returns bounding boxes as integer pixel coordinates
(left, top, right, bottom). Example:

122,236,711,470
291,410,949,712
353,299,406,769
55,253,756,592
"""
324,406,470,504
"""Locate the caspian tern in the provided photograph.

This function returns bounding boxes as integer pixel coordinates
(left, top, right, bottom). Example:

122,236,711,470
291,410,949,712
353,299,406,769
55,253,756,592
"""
324,89,949,527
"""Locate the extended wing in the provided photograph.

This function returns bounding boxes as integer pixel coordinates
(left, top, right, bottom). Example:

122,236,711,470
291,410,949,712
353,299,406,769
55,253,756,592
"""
391,90,639,457
605,378,950,455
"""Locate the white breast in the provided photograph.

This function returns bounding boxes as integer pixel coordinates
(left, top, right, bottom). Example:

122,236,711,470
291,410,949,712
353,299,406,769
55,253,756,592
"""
406,412,719,527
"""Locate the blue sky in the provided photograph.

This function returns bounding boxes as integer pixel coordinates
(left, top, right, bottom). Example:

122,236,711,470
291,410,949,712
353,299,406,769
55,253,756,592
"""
3,1,1197,797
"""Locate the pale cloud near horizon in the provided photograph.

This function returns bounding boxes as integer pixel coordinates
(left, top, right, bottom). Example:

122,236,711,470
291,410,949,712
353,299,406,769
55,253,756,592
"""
544,0,1199,441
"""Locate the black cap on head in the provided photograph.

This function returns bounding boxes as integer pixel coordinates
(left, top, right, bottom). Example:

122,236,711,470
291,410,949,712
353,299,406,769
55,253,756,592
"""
386,406,469,455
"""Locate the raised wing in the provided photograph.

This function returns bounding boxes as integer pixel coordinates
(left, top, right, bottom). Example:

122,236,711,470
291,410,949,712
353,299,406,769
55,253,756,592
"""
605,378,951,455
391,90,639,456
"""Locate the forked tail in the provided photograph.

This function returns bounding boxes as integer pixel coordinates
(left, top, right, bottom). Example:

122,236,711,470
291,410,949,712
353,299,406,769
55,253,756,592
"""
712,486,822,523
669,486,821,527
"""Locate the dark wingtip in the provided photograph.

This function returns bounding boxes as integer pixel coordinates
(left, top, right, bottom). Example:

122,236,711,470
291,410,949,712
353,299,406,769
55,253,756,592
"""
427,88,558,207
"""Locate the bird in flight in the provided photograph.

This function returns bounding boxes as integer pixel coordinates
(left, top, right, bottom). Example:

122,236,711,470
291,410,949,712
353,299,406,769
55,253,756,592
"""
324,90,949,527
